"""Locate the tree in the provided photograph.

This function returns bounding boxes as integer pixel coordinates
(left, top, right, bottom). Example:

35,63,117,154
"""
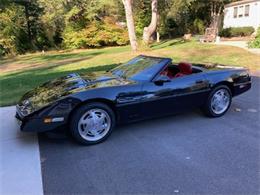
0,4,20,55
14,0,44,49
209,0,225,34
122,0,138,52
142,0,158,44
0,0,242,56
61,0,128,49
133,0,151,37
195,0,238,35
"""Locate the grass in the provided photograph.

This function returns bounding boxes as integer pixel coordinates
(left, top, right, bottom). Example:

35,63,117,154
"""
0,39,260,106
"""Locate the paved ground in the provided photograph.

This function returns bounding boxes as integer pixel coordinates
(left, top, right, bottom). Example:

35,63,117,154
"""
0,107,43,195
38,75,260,195
0,75,259,195
216,41,260,55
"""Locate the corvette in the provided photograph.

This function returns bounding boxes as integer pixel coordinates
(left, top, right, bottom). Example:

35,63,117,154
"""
16,55,251,145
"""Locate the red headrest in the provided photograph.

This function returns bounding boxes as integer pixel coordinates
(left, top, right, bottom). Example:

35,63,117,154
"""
178,62,192,74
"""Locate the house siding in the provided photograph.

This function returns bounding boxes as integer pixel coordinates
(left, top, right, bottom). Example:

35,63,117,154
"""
223,0,260,30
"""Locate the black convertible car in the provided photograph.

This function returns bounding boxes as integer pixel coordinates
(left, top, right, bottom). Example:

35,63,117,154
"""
16,55,251,145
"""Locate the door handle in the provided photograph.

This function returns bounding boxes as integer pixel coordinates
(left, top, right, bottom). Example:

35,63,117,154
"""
196,80,204,84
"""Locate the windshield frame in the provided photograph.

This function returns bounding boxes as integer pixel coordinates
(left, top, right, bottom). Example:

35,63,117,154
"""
110,55,171,82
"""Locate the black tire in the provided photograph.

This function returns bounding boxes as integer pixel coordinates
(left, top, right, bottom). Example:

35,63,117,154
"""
202,85,232,117
70,102,116,145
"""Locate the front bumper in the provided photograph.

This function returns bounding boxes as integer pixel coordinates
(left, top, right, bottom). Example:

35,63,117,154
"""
233,81,251,96
15,107,67,132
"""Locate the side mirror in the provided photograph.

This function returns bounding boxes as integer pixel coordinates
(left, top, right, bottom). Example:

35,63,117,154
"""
154,75,170,85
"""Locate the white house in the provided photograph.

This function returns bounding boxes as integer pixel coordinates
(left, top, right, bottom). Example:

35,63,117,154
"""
223,0,260,30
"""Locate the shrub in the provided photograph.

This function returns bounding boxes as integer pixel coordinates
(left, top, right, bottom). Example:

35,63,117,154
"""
248,27,260,48
63,17,129,49
0,37,17,57
219,26,255,37
193,19,205,35
219,28,231,37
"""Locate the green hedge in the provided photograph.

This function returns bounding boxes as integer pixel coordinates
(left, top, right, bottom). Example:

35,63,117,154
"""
219,27,255,37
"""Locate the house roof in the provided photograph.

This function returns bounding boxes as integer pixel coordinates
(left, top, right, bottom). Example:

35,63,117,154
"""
225,0,260,8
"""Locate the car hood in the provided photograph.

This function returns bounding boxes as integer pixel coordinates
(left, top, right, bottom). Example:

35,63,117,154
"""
18,71,131,115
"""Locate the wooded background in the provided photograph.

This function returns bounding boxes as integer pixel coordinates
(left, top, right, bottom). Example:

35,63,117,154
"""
0,0,240,56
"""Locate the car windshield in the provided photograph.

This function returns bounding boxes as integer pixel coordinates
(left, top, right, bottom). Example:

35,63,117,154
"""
110,56,164,81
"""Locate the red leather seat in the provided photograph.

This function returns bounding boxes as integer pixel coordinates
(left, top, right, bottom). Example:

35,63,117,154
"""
160,68,174,79
175,62,192,77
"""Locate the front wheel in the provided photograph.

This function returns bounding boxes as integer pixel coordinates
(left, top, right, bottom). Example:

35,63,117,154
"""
70,102,116,145
202,85,232,117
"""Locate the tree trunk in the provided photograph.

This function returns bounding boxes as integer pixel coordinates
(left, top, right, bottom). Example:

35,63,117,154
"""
209,1,224,36
122,0,138,52
143,0,158,44
24,3,32,44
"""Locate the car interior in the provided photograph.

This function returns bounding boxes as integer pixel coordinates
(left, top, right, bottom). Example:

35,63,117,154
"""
160,62,203,79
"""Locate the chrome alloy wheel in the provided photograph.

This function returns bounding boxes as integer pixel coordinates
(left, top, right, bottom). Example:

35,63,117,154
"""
78,108,111,141
211,88,231,115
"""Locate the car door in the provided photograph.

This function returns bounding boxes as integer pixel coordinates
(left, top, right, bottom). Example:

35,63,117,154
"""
140,73,210,119
115,83,146,123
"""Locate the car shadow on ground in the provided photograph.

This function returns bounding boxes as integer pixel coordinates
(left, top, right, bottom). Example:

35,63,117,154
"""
39,110,200,146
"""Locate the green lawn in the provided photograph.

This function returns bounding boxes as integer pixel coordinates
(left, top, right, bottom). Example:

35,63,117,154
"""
0,39,259,106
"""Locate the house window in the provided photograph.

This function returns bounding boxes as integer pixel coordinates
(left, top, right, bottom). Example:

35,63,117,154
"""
238,6,244,17
233,7,238,18
245,5,250,16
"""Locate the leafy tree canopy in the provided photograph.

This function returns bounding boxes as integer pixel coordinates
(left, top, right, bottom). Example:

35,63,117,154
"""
0,0,241,56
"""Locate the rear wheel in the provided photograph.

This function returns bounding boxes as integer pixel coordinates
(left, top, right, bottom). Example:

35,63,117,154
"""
202,85,232,117
70,102,115,145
